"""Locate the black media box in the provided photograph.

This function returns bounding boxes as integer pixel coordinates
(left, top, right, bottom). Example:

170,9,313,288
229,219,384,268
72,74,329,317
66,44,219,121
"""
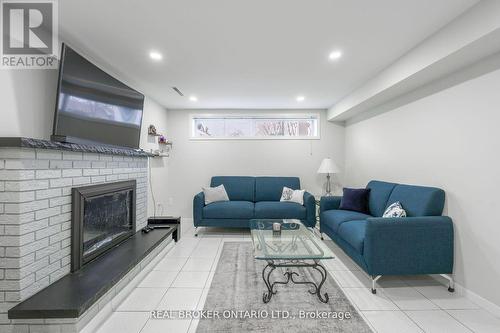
147,216,181,241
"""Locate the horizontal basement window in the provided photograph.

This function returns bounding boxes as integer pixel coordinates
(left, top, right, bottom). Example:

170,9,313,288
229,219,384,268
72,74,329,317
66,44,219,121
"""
190,114,320,140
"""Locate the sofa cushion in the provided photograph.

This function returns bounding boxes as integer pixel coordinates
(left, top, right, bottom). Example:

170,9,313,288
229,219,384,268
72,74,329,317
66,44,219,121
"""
337,220,367,254
202,184,229,205
254,201,306,219
339,188,370,214
203,201,255,219
366,180,398,217
255,177,300,202
280,187,305,205
382,201,407,218
321,209,372,234
387,184,445,217
211,176,255,202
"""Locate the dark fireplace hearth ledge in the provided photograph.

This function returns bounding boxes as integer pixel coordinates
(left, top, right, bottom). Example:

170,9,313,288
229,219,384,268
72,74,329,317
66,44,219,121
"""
0,137,154,157
8,227,176,320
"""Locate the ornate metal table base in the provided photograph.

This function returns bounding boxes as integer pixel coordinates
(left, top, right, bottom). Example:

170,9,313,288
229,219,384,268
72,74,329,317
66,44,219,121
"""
261,259,329,303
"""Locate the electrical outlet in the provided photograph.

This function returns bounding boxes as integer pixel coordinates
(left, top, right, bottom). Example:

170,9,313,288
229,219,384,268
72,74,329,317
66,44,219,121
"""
156,203,164,216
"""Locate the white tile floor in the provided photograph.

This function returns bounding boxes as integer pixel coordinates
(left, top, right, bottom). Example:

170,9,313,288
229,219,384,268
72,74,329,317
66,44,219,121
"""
93,223,500,333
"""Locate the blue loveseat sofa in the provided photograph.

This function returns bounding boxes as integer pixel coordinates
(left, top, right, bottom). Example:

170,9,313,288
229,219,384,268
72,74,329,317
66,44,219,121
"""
320,180,454,294
193,176,315,231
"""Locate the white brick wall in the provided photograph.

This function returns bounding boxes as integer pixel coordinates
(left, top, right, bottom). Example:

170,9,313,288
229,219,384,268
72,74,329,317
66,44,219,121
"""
0,147,148,332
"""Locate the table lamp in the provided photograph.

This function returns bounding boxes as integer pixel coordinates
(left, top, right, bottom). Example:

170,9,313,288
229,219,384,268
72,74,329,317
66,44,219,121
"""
317,158,340,196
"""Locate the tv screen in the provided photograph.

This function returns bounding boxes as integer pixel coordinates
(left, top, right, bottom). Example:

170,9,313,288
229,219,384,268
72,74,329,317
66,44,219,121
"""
52,44,144,149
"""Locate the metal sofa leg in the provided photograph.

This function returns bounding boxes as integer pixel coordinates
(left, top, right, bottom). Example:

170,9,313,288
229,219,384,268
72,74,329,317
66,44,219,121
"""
440,274,455,292
194,227,199,237
371,275,382,294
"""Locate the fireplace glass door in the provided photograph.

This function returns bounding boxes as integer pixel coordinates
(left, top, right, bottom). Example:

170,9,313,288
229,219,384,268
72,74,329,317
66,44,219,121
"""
72,180,136,272
83,189,134,259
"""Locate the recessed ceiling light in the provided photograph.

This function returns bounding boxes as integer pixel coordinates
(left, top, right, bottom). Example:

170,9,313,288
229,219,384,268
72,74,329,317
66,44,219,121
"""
189,95,198,102
296,95,305,102
328,50,342,61
149,51,163,61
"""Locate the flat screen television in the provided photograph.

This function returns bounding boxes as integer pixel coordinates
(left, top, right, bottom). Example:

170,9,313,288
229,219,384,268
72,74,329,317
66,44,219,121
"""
52,43,144,149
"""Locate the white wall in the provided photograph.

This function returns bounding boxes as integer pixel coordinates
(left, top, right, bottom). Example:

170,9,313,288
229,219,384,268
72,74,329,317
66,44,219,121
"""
139,98,169,217
0,70,58,139
0,69,168,216
344,67,500,308
165,109,345,218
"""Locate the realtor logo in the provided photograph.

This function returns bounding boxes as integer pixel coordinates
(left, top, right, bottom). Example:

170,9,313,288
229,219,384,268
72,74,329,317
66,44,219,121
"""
1,0,58,69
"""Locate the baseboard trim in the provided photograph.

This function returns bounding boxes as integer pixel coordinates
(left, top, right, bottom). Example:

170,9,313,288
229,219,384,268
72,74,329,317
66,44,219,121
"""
454,281,500,318
434,272,500,318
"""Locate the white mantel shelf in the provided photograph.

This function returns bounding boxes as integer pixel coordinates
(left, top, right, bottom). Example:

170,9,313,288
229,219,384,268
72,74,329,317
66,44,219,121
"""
0,137,153,157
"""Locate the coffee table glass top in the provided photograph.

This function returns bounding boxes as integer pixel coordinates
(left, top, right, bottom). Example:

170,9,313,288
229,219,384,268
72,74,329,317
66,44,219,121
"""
249,219,334,260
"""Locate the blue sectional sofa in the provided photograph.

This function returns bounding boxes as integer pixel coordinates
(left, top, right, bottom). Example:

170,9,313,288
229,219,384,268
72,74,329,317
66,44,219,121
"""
320,180,454,293
193,176,316,231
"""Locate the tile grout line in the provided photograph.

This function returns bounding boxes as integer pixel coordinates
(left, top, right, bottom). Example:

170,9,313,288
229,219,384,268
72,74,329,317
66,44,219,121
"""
444,309,481,333
133,238,188,333
187,236,225,333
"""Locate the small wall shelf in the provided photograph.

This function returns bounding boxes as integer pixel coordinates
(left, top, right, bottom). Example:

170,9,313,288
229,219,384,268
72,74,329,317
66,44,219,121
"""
150,152,170,158
159,140,173,146
147,124,172,158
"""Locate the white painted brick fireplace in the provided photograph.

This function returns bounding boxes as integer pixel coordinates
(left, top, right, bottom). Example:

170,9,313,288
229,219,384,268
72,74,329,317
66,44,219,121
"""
0,147,149,332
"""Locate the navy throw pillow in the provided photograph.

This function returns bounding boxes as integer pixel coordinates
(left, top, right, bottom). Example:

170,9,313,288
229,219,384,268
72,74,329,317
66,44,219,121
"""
339,188,371,214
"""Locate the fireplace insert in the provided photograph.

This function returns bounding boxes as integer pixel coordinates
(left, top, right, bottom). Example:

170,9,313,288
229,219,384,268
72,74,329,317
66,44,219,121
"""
71,180,136,272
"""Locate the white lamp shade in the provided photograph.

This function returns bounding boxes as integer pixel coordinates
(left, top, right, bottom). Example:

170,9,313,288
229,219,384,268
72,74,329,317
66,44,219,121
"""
317,158,340,174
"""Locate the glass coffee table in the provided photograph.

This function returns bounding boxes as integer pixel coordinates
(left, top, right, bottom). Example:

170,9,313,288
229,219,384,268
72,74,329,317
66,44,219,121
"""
250,219,335,303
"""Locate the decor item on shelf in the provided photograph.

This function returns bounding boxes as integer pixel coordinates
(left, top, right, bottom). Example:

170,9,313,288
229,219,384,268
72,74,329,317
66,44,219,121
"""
158,135,173,147
148,124,158,135
146,125,173,158
150,149,169,158
317,158,340,196
158,135,167,144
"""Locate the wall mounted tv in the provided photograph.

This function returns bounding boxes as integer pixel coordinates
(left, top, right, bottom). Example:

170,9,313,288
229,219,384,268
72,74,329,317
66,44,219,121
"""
52,43,144,149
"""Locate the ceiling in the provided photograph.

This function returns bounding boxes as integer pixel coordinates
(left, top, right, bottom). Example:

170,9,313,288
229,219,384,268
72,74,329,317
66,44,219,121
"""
59,0,478,110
